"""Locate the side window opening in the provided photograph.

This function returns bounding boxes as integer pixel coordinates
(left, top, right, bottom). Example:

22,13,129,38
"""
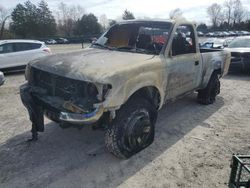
171,25,196,56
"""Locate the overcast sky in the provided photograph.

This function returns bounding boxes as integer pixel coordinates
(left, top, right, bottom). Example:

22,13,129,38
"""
2,0,250,24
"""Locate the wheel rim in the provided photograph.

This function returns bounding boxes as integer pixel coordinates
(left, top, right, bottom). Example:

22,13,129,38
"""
124,110,153,152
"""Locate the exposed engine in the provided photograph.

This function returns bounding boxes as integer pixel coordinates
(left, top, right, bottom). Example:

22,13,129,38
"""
29,67,100,114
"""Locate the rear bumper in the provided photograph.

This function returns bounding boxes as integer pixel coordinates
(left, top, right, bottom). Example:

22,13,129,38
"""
20,83,104,127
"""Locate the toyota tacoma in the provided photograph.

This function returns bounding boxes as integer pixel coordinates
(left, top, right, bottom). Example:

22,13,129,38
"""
20,19,231,158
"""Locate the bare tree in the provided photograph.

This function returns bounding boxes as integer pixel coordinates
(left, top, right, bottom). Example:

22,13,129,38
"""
169,8,183,19
69,4,85,22
224,0,234,26
0,5,10,39
99,14,109,30
56,2,85,37
232,0,245,25
207,3,223,28
0,5,8,24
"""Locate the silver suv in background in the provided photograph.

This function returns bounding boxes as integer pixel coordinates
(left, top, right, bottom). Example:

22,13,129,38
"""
0,40,51,71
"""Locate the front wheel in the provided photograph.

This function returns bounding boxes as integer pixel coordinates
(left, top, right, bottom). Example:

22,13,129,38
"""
197,73,220,105
105,97,157,159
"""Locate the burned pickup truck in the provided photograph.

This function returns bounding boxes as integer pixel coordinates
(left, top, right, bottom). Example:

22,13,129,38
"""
20,19,231,158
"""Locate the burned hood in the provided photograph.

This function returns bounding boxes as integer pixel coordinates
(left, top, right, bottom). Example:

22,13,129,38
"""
30,47,156,83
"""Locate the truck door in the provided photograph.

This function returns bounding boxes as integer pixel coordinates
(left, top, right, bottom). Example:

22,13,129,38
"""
164,24,202,99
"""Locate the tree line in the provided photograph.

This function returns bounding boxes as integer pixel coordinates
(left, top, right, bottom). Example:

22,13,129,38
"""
1,0,249,39
0,1,135,39
207,0,250,30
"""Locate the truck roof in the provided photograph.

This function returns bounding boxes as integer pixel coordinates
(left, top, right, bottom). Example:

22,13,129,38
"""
118,19,173,24
117,18,191,25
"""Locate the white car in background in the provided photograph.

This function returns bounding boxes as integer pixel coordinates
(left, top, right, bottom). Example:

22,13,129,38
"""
0,40,51,71
46,39,57,44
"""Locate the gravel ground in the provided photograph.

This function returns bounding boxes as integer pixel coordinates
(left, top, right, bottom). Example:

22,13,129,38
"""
0,47,249,187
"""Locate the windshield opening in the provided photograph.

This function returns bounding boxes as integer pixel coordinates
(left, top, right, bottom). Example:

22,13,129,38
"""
92,21,172,55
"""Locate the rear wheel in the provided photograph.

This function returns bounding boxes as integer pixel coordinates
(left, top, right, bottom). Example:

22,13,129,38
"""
197,73,220,105
105,97,157,159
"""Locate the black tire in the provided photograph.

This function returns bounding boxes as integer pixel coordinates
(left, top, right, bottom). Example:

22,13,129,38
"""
197,73,220,105
105,96,157,159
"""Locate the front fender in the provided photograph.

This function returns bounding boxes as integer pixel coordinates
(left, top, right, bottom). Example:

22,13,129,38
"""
103,71,164,110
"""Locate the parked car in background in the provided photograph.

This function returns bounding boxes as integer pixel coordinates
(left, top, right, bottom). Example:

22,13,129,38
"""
204,31,250,38
46,39,57,44
228,31,237,36
222,31,230,37
240,31,250,36
225,36,250,73
0,71,5,86
0,40,51,71
197,31,204,37
55,38,69,44
205,32,215,37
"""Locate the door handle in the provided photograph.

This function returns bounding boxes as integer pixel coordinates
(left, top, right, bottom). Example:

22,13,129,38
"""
195,61,199,66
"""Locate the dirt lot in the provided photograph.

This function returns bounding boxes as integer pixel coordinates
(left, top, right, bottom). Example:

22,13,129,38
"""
0,45,249,188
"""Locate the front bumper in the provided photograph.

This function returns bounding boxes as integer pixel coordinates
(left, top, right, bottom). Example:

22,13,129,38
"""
59,106,104,124
20,83,104,128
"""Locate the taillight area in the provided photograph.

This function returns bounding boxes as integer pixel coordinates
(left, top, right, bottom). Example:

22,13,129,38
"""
43,48,52,54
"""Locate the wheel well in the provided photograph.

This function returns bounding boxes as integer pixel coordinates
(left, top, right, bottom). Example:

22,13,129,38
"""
213,68,222,77
128,86,161,109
